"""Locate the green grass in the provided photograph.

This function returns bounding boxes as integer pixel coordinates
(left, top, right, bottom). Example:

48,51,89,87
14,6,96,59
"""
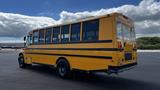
136,37,160,49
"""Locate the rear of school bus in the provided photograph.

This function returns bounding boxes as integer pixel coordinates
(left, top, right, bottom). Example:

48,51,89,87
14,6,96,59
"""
107,13,137,74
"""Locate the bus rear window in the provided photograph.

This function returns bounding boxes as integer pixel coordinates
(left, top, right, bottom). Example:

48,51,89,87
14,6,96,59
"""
123,25,131,41
116,22,123,40
117,22,132,41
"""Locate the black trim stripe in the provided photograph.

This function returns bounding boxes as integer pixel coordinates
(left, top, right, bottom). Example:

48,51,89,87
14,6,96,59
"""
26,52,112,59
26,48,123,51
32,62,55,67
32,40,112,45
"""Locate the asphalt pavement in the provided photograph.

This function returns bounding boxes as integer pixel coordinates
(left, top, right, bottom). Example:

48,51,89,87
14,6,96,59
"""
0,50,160,90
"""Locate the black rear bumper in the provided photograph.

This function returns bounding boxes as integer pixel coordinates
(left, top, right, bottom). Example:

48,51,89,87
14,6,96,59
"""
107,62,137,74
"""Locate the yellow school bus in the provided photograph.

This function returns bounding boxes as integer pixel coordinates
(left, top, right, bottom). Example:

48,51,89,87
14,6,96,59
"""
18,13,137,78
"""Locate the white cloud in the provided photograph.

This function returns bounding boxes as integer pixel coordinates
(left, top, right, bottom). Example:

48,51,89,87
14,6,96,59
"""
0,12,56,37
58,0,160,37
0,0,160,42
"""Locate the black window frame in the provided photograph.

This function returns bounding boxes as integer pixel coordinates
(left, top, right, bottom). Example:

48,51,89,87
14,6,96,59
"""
33,31,39,44
39,30,45,44
52,27,60,43
61,25,70,43
70,23,81,42
45,28,52,44
26,34,33,46
82,19,99,41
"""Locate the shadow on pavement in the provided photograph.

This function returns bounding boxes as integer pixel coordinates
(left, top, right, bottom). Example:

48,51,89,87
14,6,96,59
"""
25,65,160,90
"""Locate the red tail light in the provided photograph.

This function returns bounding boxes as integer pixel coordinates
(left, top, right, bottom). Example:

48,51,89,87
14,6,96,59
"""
118,41,123,48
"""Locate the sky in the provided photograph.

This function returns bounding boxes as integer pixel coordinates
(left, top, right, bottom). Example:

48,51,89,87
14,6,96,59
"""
0,0,140,19
0,0,160,43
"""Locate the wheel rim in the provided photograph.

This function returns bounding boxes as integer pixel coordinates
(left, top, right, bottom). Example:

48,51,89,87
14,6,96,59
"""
19,57,24,67
58,64,66,76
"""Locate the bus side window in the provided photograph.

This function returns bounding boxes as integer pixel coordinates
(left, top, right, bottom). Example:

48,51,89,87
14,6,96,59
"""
27,34,33,46
33,31,39,44
45,28,52,44
39,30,45,44
30,34,33,45
61,25,70,43
26,35,30,46
53,27,60,43
71,23,81,42
82,19,99,41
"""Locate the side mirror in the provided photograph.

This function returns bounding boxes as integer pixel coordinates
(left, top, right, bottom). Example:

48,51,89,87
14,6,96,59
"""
24,36,26,41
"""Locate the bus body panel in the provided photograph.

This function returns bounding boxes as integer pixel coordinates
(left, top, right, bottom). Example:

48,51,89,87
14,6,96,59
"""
21,13,137,73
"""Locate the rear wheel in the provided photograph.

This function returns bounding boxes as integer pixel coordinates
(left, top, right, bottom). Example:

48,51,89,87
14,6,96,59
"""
18,55,26,68
56,59,71,78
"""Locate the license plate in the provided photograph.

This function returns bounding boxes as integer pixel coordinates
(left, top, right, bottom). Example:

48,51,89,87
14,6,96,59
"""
125,52,132,60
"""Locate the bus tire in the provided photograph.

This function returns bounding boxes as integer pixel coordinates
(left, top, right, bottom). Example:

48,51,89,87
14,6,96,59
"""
18,55,26,68
56,59,71,78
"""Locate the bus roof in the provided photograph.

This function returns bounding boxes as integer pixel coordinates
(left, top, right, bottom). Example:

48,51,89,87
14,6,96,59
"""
30,12,132,33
